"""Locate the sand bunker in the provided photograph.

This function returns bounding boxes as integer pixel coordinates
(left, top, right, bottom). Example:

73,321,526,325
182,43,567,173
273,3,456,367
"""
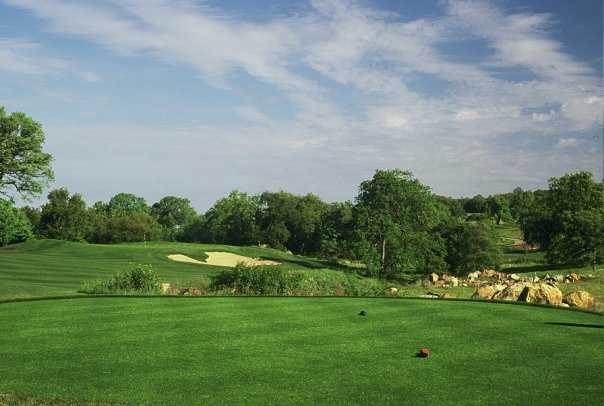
167,252,280,267
167,254,205,265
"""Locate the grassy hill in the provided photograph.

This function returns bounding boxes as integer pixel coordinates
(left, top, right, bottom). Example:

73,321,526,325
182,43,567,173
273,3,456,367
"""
0,239,344,300
1,297,602,405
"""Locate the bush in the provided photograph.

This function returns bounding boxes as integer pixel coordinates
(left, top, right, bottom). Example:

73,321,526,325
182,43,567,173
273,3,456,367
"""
82,264,160,294
211,263,389,296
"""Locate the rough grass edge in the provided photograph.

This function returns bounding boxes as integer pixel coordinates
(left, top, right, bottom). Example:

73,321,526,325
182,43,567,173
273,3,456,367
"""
0,295,601,315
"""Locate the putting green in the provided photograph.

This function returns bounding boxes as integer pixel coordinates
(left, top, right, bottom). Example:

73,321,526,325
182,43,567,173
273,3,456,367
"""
0,297,602,405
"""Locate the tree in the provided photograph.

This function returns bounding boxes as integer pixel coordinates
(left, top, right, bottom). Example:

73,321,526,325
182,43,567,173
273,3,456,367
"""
0,107,53,198
509,187,535,222
108,193,149,217
259,191,329,253
201,190,261,245
486,195,511,225
521,172,604,268
104,212,162,243
442,219,502,276
19,206,41,236
318,201,355,258
0,199,32,246
354,169,448,279
151,196,197,240
39,188,89,241
463,195,488,214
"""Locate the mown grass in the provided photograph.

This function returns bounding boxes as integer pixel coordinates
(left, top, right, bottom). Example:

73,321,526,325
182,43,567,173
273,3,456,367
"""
0,297,602,405
0,240,353,300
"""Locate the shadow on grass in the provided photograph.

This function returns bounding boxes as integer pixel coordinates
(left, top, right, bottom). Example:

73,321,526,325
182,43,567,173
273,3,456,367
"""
545,322,603,329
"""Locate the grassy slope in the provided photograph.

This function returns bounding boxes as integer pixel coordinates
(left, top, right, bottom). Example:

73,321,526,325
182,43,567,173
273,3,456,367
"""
0,240,343,300
1,297,602,406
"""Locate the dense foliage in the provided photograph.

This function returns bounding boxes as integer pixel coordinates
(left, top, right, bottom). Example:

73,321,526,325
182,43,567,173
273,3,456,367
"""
0,199,32,246
0,107,53,198
82,264,160,294
520,172,604,270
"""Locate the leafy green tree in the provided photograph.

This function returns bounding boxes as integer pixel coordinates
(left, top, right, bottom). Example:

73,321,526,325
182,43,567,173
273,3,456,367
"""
354,169,448,279
463,195,488,214
509,187,535,222
151,196,197,240
19,206,41,236
39,188,89,241
202,190,261,245
259,191,329,253
0,199,33,246
0,107,53,198
521,172,604,268
442,219,502,276
108,193,150,217
104,212,162,243
487,195,511,225
318,201,355,258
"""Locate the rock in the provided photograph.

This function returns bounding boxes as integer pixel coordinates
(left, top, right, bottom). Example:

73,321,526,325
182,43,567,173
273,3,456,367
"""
569,272,580,282
482,269,497,278
285,250,293,255
531,276,540,283
554,274,564,283
558,303,570,308
439,293,453,299
160,283,171,293
493,283,530,301
429,273,439,283
517,283,562,305
472,284,505,300
563,291,596,309
434,280,445,288
386,287,398,295
450,277,459,287
509,273,520,281
467,271,480,280
422,292,440,299
462,283,468,287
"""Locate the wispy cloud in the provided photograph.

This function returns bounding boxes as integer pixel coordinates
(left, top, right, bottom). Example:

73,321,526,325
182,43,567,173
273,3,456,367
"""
0,38,100,81
1,0,601,202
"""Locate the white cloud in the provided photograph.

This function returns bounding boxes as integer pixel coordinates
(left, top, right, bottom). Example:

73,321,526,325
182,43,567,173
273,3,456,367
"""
1,0,602,199
556,138,580,148
235,106,269,123
0,38,100,81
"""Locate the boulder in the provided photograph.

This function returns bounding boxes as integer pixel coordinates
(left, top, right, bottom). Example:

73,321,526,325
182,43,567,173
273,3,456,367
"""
493,283,530,301
439,293,453,299
482,269,497,278
517,283,562,305
553,274,564,283
429,273,439,283
472,284,505,300
509,273,520,281
558,303,570,308
563,291,595,309
450,277,459,287
467,271,480,280
433,280,445,288
160,283,171,294
569,272,580,282
386,287,398,295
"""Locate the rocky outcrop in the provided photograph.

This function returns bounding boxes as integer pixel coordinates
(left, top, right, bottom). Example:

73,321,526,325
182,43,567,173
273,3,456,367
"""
517,284,562,305
563,291,596,309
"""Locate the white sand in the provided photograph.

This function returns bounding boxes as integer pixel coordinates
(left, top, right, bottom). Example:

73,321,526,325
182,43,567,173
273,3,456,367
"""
167,252,280,267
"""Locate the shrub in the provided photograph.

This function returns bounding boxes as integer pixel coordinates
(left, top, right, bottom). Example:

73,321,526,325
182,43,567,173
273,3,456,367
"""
211,263,389,296
82,264,160,294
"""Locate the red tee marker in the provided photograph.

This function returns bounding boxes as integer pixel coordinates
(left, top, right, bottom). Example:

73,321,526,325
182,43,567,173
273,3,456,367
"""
418,348,430,358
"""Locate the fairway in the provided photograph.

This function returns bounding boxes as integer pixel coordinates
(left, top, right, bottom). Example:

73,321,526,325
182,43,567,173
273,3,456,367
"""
0,297,602,405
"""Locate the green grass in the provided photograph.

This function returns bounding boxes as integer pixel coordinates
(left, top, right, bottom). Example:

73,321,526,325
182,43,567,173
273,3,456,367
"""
1,296,602,405
0,240,350,300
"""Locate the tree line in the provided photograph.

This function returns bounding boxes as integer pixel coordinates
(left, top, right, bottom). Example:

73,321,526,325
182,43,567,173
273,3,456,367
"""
1,107,602,279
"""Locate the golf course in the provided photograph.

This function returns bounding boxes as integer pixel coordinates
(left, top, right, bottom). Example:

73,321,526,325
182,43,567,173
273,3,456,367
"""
1,237,603,405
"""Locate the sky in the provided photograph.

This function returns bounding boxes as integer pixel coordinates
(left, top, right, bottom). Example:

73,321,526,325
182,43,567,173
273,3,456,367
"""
0,0,602,210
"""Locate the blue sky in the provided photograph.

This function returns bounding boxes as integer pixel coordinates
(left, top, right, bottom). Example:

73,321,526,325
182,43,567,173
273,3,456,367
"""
0,0,602,210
